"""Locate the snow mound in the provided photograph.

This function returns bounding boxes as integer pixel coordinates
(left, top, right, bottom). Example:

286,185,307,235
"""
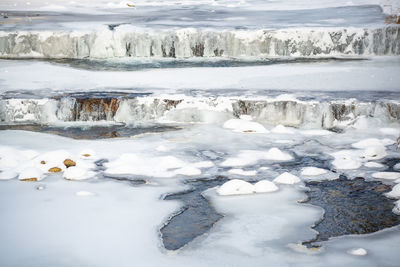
18,167,44,181
348,248,367,256
273,172,301,184
372,172,400,180
271,125,295,134
362,146,387,160
254,180,279,193
221,148,292,167
386,184,400,199
301,167,327,176
217,179,255,196
394,163,400,170
64,166,96,180
223,118,268,133
352,138,388,149
331,150,362,170
364,162,385,168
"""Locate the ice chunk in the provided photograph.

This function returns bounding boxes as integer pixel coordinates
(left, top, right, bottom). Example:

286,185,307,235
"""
254,180,278,193
217,179,255,196
75,191,95,197
301,167,327,176
271,125,295,134
386,184,400,199
273,172,301,184
348,248,367,256
63,166,95,180
364,162,385,168
228,169,257,176
0,170,18,180
18,167,44,181
223,119,268,133
372,172,400,180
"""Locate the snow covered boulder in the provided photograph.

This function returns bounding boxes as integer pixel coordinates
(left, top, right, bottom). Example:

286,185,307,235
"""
223,119,268,133
362,146,387,160
273,172,301,184
217,179,255,196
301,167,327,176
271,124,295,134
254,180,278,193
63,166,95,181
18,167,44,181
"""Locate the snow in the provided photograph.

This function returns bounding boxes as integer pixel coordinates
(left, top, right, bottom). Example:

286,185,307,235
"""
273,172,301,184
352,138,389,149
271,125,295,134
64,166,96,181
228,169,257,176
221,148,292,167
75,191,96,197
348,248,368,256
364,162,386,168
254,180,279,193
18,167,44,181
0,170,18,180
301,167,328,176
223,118,268,133
2,58,400,93
175,166,202,176
362,146,387,160
372,172,400,180
394,163,400,170
331,151,362,170
379,128,400,136
217,179,255,196
386,184,400,199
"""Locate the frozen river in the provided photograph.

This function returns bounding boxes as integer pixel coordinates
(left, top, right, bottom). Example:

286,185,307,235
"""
0,1,400,267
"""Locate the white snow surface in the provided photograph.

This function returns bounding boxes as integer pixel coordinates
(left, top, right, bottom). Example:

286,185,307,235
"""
217,179,255,196
301,167,328,176
372,172,400,180
273,172,301,184
254,180,279,193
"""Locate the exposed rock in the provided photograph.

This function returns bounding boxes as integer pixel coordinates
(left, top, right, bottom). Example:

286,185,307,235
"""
40,160,46,164
64,159,76,168
48,167,62,172
20,178,38,182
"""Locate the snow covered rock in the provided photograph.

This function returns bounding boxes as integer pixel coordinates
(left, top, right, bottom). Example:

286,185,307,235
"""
271,124,295,134
217,179,255,196
301,167,327,176
254,180,278,193
63,166,95,180
348,248,367,256
372,172,400,180
18,167,44,181
273,172,301,184
386,184,400,199
228,169,257,176
362,146,387,160
0,170,18,180
223,119,268,133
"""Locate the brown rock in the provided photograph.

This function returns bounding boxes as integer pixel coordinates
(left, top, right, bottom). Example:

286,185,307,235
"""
40,160,46,164
64,159,76,168
48,167,62,173
82,154,91,157
20,178,38,182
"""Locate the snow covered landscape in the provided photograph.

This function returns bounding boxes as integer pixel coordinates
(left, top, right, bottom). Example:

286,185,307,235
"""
0,0,399,266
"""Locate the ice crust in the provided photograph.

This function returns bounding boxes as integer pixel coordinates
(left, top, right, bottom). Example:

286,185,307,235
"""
1,121,400,266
